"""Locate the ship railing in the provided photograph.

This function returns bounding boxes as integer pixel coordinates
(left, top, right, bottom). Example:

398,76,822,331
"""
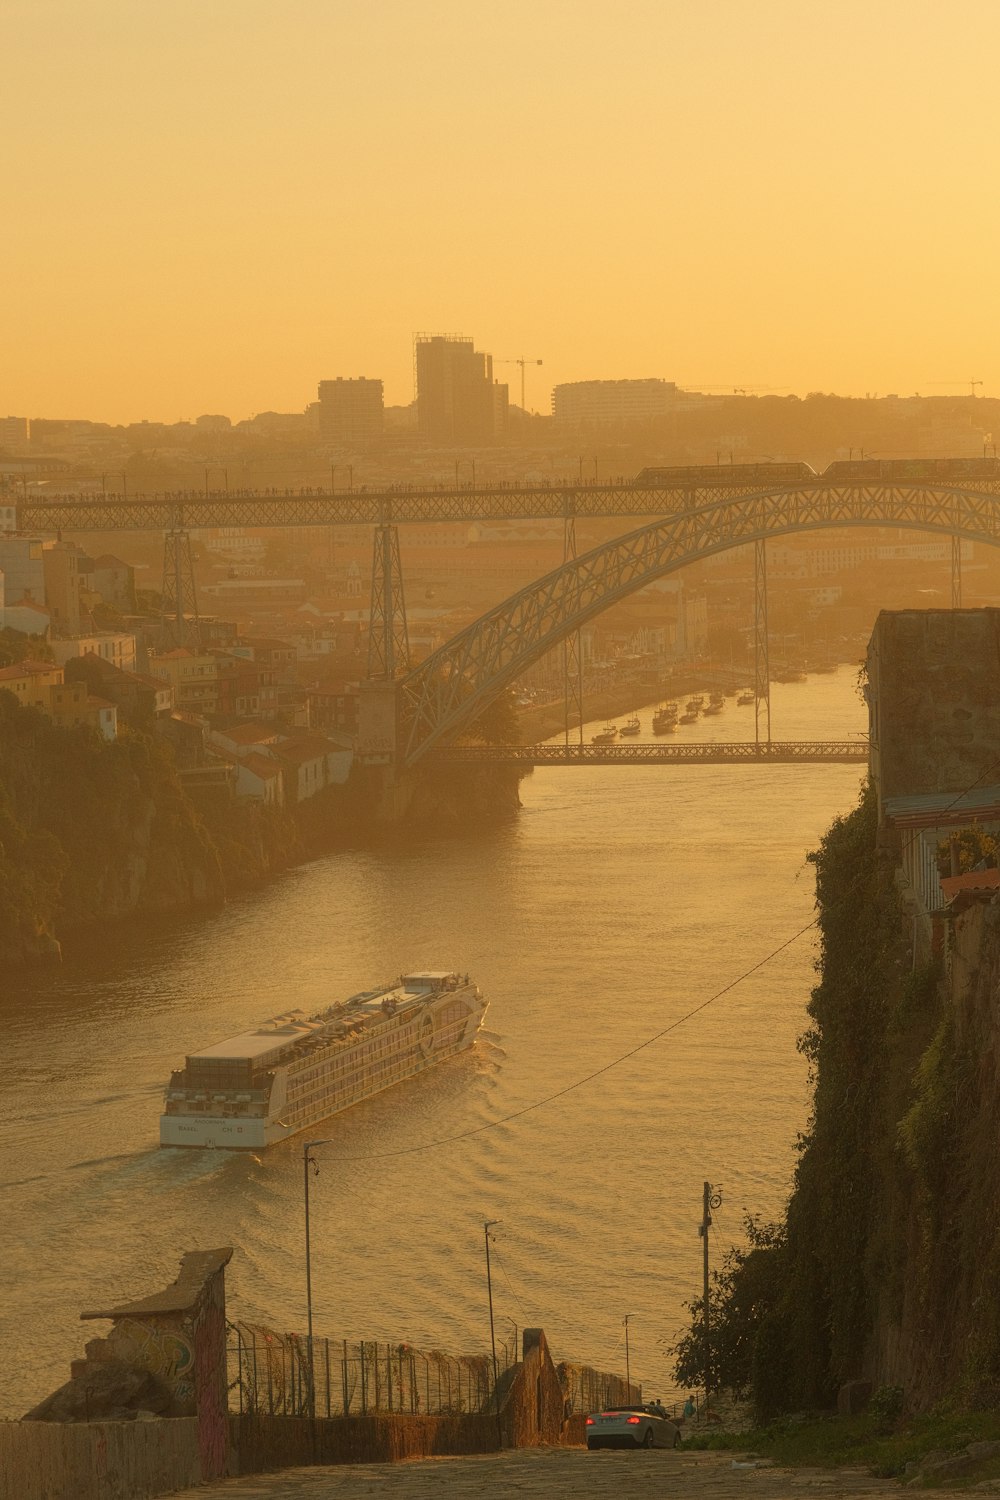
227,1322,520,1419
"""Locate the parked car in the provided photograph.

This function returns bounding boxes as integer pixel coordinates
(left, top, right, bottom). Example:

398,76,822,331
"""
585,1402,682,1450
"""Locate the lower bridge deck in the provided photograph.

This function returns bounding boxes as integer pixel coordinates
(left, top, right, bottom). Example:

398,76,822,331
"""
430,741,869,766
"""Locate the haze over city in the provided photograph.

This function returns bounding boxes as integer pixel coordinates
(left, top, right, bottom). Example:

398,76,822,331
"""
6,0,1000,423
8,4,1000,1498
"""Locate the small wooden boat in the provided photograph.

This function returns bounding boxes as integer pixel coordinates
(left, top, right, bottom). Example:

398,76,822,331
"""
620,715,641,736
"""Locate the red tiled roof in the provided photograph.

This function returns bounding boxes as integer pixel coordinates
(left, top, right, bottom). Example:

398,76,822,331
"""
0,659,59,680
940,869,1000,901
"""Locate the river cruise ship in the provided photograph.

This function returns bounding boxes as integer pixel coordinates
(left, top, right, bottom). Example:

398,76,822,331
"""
160,972,487,1150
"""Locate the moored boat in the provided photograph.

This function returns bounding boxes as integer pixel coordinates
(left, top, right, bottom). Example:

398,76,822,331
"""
620,715,641,736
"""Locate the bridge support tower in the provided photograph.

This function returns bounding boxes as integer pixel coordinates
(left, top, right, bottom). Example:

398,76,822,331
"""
754,539,771,747
368,521,410,680
160,529,200,649
359,518,411,819
562,506,584,745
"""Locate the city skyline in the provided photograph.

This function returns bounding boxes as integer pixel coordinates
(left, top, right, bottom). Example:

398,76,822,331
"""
5,0,999,423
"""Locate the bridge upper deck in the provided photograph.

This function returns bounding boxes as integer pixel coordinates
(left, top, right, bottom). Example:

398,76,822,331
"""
14,461,1000,532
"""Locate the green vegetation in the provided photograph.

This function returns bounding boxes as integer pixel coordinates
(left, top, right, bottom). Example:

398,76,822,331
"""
683,1405,1000,1481
935,826,998,877
673,778,1000,1427
0,627,52,667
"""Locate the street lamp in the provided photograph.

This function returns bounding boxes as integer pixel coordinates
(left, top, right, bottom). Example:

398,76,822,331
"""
484,1220,502,1448
623,1315,631,1399
304,1138,332,1415
204,465,228,498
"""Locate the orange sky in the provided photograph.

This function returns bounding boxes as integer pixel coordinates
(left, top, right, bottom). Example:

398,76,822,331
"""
5,0,999,423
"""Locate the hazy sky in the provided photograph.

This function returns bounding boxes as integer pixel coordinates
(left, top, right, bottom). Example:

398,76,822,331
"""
5,0,999,423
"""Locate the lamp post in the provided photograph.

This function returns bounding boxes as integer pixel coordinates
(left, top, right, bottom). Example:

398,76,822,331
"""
330,463,338,494
624,1315,631,1399
204,465,228,498
484,1220,502,1448
304,1138,332,1415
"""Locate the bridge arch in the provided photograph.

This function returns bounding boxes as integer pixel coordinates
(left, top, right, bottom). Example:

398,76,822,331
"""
398,483,1000,766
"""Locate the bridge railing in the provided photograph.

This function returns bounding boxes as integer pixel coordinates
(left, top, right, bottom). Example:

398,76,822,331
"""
429,741,869,765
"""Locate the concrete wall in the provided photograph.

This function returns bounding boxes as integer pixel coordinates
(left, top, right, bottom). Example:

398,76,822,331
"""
229,1411,499,1473
0,1417,201,1500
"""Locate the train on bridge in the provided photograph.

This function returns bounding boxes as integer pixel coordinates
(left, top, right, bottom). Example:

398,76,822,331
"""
632,456,1000,488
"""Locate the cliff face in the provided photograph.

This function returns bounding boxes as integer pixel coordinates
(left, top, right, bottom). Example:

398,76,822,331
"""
0,697,226,965
729,786,1000,1418
872,896,1000,1407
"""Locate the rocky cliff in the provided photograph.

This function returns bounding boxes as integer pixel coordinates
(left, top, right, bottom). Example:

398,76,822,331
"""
694,784,1000,1418
0,695,226,965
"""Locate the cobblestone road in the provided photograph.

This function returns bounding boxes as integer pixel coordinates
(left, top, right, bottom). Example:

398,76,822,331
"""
178,1447,899,1499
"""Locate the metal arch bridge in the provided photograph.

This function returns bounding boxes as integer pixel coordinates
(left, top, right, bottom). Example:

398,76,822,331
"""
397,482,1000,767
15,472,1000,532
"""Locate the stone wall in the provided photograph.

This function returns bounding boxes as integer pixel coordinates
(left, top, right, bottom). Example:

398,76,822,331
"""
867,608,1000,813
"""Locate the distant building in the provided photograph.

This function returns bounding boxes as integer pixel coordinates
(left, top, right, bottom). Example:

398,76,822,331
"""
42,542,83,636
316,378,385,447
415,334,508,445
90,554,136,611
552,379,677,426
0,536,45,604
50,632,137,673
195,414,232,431
0,417,28,451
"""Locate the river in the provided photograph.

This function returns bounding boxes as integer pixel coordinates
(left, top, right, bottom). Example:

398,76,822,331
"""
1,668,866,1416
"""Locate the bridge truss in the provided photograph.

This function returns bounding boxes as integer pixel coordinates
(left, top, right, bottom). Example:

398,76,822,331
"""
398,483,1000,767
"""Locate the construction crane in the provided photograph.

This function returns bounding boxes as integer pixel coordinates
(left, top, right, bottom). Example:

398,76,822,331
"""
928,380,984,396
496,357,543,412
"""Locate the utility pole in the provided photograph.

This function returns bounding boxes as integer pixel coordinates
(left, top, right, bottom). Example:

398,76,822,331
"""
484,1220,502,1449
303,1139,332,1417
699,1181,722,1416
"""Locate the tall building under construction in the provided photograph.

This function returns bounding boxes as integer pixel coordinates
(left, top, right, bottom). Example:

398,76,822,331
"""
414,334,508,445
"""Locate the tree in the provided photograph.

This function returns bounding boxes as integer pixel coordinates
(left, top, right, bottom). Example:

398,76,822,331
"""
670,1216,787,1405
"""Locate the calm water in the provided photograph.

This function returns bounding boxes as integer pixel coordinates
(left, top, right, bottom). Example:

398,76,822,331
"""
0,670,865,1415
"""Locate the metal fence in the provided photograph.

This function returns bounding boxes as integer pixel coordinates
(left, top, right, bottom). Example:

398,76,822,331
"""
227,1322,519,1419
557,1361,637,1416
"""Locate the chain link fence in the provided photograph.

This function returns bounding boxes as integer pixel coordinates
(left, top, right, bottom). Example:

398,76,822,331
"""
228,1321,632,1421
228,1323,509,1418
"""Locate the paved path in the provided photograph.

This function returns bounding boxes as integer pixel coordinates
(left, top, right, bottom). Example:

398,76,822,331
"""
177,1447,899,1498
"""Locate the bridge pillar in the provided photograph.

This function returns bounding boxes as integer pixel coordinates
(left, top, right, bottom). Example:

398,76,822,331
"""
356,679,415,821
160,528,200,649
562,510,583,745
754,538,771,746
368,522,410,679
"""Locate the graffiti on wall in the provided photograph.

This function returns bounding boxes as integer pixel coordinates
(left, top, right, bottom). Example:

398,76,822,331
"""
111,1318,195,1406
